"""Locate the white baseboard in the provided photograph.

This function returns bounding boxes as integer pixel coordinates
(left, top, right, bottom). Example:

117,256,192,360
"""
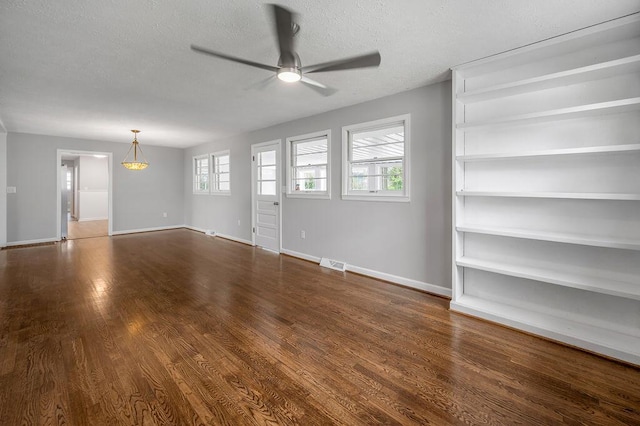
184,225,207,233
347,264,451,298
185,226,254,246
6,237,59,247
111,225,184,236
215,233,253,246
281,248,452,298
78,217,108,222
281,248,321,263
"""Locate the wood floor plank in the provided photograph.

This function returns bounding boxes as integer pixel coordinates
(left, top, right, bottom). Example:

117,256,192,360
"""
0,228,639,425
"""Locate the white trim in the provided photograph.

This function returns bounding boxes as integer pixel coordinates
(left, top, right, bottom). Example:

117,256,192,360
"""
210,149,231,194
184,226,254,246
285,129,331,199
78,217,108,222
57,149,113,241
6,237,58,247
215,232,253,246
282,248,451,298
192,154,210,194
251,139,283,252
184,225,207,233
111,225,184,235
281,248,321,263
346,264,451,298
342,114,411,201
340,195,410,203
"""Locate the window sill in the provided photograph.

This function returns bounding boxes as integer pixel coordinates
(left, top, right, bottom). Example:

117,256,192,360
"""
193,191,210,195
211,191,231,196
286,192,331,200
341,194,410,203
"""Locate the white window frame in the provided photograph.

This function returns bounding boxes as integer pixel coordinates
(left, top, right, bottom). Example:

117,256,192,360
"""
193,154,210,194
341,114,410,202
210,150,231,195
286,129,331,199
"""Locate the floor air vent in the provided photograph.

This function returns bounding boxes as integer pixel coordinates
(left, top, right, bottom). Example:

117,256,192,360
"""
205,230,216,236
319,257,347,272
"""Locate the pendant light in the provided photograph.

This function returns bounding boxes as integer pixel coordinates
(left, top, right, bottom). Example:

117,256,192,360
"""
121,130,149,170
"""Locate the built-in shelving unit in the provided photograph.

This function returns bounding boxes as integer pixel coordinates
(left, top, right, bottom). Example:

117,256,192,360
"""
451,14,640,365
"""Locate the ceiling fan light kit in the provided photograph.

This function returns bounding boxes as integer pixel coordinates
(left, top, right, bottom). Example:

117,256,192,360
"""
121,130,149,170
277,68,302,82
191,4,381,96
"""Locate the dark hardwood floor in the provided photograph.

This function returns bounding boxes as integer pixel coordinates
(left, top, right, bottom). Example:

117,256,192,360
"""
0,229,638,425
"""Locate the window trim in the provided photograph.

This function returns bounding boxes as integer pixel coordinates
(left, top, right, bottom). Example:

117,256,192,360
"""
341,114,411,202
193,154,210,194
286,129,331,199
210,150,231,196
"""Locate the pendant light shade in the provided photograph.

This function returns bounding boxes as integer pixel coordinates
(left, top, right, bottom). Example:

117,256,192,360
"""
122,130,149,170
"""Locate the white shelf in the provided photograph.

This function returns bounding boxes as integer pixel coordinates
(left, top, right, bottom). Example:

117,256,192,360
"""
457,225,640,251
450,295,640,365
457,257,640,300
452,15,640,366
457,55,640,103
456,191,640,200
457,97,640,131
457,144,640,162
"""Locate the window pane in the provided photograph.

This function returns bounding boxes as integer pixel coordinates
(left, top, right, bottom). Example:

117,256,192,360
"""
218,163,230,173
260,165,276,180
259,151,276,166
352,142,404,161
293,138,327,166
259,181,276,195
219,181,230,191
350,165,369,190
217,155,229,165
381,165,403,191
293,177,326,191
351,125,404,162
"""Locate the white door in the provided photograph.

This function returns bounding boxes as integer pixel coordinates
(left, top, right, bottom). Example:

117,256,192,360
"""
252,140,281,252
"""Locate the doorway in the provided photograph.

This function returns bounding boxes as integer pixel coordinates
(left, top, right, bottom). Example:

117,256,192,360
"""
57,150,113,240
251,140,281,252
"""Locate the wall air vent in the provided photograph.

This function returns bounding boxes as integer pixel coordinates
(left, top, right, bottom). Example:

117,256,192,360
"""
319,257,347,272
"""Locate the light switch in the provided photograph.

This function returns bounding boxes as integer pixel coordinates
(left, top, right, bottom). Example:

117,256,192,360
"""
7,186,16,193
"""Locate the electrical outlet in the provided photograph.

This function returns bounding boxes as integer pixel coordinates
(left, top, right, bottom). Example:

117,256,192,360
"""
237,219,241,226
162,212,167,218
7,186,16,193
300,230,305,239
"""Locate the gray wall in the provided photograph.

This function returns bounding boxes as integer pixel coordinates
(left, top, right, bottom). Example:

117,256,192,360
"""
0,132,6,247
6,133,185,243
78,156,108,190
184,82,452,290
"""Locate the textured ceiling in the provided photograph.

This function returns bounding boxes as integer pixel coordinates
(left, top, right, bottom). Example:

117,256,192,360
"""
1,0,639,148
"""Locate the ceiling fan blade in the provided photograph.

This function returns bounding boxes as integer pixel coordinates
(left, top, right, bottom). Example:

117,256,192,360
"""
245,75,277,91
300,76,337,96
191,45,279,72
303,51,381,74
271,4,297,65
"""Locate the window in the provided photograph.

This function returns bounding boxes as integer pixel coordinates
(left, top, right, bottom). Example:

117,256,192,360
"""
342,115,410,201
286,130,331,199
193,155,209,193
211,150,230,194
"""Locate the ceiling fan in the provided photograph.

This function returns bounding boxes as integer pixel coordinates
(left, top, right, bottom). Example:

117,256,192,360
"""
190,4,381,96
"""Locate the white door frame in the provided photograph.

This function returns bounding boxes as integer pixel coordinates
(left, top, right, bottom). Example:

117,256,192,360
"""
251,139,282,252
56,149,113,240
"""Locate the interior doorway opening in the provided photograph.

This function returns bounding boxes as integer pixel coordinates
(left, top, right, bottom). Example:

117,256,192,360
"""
57,150,113,240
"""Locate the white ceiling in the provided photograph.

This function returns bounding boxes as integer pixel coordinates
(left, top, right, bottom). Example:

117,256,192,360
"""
1,1,639,148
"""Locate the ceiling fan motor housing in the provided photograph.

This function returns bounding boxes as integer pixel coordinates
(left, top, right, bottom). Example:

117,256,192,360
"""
277,52,301,69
